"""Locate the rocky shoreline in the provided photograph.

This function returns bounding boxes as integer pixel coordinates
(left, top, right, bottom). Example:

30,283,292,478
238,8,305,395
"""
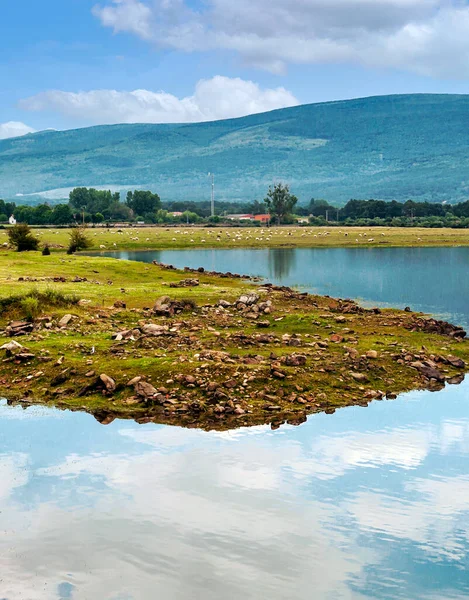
1,269,468,430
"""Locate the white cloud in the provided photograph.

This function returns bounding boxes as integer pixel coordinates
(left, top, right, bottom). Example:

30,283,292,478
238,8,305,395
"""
19,76,298,125
92,0,469,76
0,121,36,140
92,0,153,39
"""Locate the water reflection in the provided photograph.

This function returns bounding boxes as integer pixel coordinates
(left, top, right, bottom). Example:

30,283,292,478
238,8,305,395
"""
2,380,469,599
96,247,469,328
267,248,297,279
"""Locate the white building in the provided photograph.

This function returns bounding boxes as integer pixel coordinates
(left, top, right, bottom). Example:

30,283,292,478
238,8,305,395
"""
9,215,16,225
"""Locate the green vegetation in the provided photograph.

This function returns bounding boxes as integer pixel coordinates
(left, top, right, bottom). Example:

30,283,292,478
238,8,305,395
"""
3,94,469,204
264,183,298,225
0,225,467,252
8,223,39,252
67,228,93,254
0,251,468,430
4,190,469,229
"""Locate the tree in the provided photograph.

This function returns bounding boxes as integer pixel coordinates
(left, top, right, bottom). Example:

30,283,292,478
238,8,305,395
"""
67,228,93,254
126,190,161,216
8,223,39,252
264,183,298,225
52,204,73,225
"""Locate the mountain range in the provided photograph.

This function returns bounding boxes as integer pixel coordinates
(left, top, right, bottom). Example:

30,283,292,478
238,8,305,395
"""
1,94,469,205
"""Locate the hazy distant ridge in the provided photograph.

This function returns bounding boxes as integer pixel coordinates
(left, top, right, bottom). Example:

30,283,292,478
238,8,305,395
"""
1,94,469,204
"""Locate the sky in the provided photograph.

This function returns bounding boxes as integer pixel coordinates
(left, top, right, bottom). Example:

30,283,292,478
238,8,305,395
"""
2,0,469,139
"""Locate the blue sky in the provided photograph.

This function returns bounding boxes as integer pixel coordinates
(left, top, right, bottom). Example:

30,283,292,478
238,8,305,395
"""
2,0,469,138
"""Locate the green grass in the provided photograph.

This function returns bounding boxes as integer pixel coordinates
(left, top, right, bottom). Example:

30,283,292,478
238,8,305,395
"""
0,250,468,430
1,225,468,253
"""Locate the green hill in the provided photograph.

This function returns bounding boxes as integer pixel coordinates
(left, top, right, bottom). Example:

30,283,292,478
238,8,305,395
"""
1,94,469,204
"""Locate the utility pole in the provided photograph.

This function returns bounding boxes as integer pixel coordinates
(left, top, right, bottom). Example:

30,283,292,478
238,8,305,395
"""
326,210,329,222
208,172,215,217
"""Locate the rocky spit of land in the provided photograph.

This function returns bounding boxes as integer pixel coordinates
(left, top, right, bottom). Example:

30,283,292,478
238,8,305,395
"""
1,262,468,431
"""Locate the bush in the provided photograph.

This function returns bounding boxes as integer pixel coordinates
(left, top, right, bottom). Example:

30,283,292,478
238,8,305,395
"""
68,227,93,254
42,244,51,256
8,223,39,252
0,289,80,319
20,297,40,321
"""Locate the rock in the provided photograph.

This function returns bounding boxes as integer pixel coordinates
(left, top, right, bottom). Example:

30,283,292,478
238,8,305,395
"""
85,370,96,378
245,312,259,320
127,376,142,386
411,361,445,381
256,320,270,328
345,346,359,359
152,296,192,317
6,321,34,337
15,353,36,362
237,293,259,306
350,372,369,382
1,340,24,355
153,296,172,316
330,334,344,343
51,369,69,386
134,380,157,398
447,355,465,369
99,373,116,392
169,278,199,288
142,324,169,336
366,350,378,359
58,314,73,327
447,374,465,385
283,354,307,366
272,370,286,379
113,300,126,309
218,300,232,308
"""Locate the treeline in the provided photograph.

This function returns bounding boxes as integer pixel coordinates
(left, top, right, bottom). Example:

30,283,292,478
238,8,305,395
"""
2,189,469,227
0,188,270,225
308,198,469,227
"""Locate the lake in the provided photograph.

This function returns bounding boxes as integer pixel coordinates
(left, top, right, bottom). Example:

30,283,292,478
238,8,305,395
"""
2,247,469,599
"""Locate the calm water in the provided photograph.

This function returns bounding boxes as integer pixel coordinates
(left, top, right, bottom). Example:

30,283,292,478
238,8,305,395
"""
2,247,469,599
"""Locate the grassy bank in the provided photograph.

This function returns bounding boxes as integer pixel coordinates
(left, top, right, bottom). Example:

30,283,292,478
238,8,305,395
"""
1,225,468,252
0,250,468,430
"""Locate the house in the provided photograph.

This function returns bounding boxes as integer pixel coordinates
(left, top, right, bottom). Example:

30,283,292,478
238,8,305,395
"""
170,211,184,217
254,214,271,224
9,215,16,225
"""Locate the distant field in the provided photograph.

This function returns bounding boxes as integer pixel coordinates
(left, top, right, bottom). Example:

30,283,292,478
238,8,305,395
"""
1,226,468,252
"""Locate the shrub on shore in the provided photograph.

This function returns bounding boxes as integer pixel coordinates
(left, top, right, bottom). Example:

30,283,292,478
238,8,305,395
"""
67,228,92,254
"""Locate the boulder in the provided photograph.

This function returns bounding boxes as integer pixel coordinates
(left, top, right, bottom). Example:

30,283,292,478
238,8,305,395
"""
237,293,259,306
6,321,34,337
58,314,73,328
283,354,307,367
142,324,169,336
447,355,465,369
99,373,116,392
134,380,158,398
1,340,24,355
